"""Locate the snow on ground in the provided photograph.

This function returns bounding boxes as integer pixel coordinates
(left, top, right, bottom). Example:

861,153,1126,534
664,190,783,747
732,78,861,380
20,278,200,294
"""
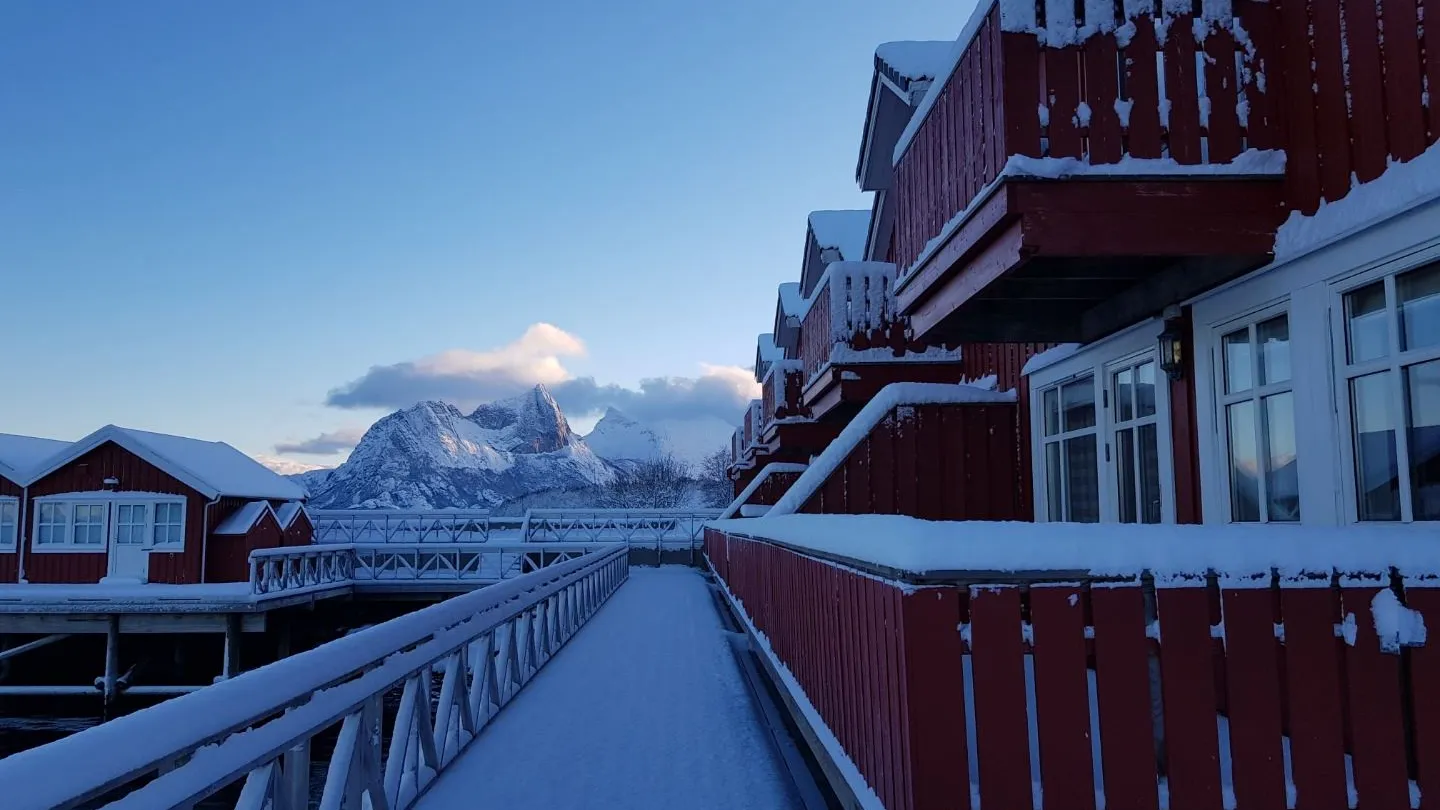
417,568,801,810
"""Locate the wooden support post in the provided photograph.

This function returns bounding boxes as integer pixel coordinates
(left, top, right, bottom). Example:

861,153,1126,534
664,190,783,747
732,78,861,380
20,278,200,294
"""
103,615,120,707
283,740,311,810
222,614,241,681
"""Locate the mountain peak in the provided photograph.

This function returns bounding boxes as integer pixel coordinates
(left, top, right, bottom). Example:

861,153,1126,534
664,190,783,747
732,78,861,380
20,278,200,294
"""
468,386,574,454
584,408,663,462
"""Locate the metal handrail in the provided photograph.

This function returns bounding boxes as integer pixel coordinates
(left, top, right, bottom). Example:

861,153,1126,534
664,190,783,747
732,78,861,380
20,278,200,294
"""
2,543,630,810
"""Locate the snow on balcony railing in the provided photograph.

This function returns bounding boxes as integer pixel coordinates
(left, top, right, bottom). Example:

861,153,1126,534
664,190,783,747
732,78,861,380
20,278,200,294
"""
798,261,904,384
717,462,809,521
706,517,1440,810
310,509,498,544
761,358,806,433
520,509,723,547
6,544,629,810
891,0,1289,275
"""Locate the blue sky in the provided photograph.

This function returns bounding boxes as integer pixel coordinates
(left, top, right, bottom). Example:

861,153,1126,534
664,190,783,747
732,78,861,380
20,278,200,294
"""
0,0,964,467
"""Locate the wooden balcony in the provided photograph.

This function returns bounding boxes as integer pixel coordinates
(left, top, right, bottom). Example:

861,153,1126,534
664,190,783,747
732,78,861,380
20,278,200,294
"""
892,1,1289,345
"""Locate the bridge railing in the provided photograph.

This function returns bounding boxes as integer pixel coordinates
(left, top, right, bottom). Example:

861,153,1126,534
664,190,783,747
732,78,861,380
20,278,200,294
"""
309,509,520,544
5,543,630,810
249,543,612,596
520,508,722,546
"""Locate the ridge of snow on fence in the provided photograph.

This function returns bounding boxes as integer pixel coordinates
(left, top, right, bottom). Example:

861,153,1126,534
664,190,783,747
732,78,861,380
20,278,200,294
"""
767,383,1016,517
520,509,721,545
2,544,630,810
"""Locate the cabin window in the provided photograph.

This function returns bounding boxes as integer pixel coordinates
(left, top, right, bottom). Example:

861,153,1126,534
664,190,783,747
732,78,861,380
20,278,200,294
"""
1110,359,1163,524
114,504,148,545
152,502,184,546
1217,313,1299,523
1040,375,1101,522
1337,262,1440,521
71,504,107,545
0,499,16,549
35,503,69,545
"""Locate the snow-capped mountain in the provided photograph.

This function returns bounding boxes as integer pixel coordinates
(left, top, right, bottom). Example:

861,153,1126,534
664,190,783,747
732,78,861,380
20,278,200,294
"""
305,385,614,509
582,407,664,462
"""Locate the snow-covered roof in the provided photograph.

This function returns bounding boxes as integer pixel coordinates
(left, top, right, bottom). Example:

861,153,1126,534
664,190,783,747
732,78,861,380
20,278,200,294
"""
807,210,872,262
777,282,804,316
274,501,309,529
27,426,306,500
213,501,275,536
0,433,70,484
874,41,954,84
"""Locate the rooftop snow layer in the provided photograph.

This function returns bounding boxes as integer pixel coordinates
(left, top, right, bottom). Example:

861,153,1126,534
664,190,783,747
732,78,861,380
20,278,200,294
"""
0,433,70,480
273,501,307,529
777,282,804,317
808,210,872,262
213,501,274,535
710,514,1440,580
875,41,955,82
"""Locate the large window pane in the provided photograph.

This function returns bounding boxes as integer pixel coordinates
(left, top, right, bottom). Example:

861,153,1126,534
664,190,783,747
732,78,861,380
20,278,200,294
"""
1400,264,1440,352
1114,368,1135,423
1223,329,1254,394
1353,372,1402,521
1044,387,1060,437
1046,443,1063,521
1257,316,1292,385
1228,401,1261,521
1136,362,1158,418
1262,392,1300,521
1138,423,1162,523
1407,359,1440,520
1116,428,1137,523
1062,378,1096,432
1064,435,1100,522
1346,281,1390,363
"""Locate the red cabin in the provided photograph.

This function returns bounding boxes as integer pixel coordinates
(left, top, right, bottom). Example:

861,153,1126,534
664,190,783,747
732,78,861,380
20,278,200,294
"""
15,425,309,585
0,433,72,584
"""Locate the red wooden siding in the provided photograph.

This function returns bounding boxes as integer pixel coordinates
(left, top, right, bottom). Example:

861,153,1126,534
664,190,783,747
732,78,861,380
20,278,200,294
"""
0,475,20,583
206,508,284,583
799,402,1026,522
1170,309,1203,523
749,470,804,509
708,530,1440,810
283,508,314,547
26,442,209,585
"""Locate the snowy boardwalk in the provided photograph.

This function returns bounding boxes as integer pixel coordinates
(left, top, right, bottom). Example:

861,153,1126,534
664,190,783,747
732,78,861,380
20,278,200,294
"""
417,567,802,810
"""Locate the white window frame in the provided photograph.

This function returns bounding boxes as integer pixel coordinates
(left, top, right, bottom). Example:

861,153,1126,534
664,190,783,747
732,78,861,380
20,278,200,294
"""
1029,320,1176,524
149,501,186,550
30,494,188,553
1330,260,1440,523
1211,304,1301,524
32,500,112,552
0,498,17,551
1038,371,1103,522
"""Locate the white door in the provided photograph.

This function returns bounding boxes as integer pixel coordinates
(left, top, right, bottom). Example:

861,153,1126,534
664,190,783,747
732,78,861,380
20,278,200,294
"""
108,503,150,582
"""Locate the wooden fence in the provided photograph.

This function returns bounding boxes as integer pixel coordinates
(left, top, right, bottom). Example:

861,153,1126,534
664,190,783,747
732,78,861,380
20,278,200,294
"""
708,528,1440,810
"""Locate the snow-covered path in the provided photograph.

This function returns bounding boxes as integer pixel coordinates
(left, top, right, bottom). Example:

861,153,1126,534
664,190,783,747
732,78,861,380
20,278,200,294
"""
417,567,803,810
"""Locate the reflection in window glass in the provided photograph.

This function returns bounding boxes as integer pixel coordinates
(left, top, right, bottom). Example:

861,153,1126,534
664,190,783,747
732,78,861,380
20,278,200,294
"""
1407,359,1440,520
1228,401,1261,522
1064,435,1100,522
1223,329,1253,394
1352,372,1401,520
1400,264,1440,352
1044,387,1059,437
1115,368,1134,422
1136,362,1157,418
1045,443,1063,520
1116,428,1137,523
1139,423,1162,523
1062,379,1096,432
1263,393,1300,521
1346,281,1390,363
1257,316,1292,385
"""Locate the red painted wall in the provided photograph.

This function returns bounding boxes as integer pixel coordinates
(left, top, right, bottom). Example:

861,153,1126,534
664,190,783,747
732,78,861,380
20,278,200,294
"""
283,509,314,547
0,474,20,583
205,509,284,583
25,442,210,584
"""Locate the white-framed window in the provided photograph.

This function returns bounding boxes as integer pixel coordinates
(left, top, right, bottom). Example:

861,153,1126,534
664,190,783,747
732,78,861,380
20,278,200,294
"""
152,502,184,546
1109,357,1164,524
114,503,148,546
1040,374,1102,522
1335,261,1440,522
1216,310,1299,523
71,504,107,545
35,502,71,546
0,499,17,550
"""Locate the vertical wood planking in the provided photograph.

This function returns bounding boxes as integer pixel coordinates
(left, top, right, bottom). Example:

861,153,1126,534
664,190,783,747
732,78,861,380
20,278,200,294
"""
1310,0,1354,202
1003,32,1043,158
1341,585,1411,808
899,587,970,810
1236,2,1284,151
1426,0,1440,143
969,586,1033,809
1124,18,1164,158
1164,15,1204,164
868,578,894,807
1280,587,1348,806
871,419,896,514
1084,33,1124,163
988,16,1007,179
1342,0,1389,182
1030,585,1096,808
1276,0,1322,211
848,437,873,515
1091,585,1160,810
1379,0,1426,160
1203,28,1242,163
1156,587,1224,810
1046,47,1084,158
915,408,943,521
883,583,906,810
894,412,919,516
1405,586,1440,805
857,573,877,794
1220,587,1287,809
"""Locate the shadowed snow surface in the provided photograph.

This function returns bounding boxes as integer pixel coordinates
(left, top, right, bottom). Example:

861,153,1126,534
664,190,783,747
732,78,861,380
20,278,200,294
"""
418,567,801,810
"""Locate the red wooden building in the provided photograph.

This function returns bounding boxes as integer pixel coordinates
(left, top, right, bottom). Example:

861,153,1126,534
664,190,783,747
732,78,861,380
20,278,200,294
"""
9,425,310,585
0,433,73,584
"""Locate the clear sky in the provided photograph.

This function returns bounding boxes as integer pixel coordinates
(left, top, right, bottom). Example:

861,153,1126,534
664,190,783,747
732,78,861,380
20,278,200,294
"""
0,0,967,468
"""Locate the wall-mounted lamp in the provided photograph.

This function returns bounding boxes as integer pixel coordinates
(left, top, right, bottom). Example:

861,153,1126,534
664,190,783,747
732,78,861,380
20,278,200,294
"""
1158,321,1185,382
102,476,120,490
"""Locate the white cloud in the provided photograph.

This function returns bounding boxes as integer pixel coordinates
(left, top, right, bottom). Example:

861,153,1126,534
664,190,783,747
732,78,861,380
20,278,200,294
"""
274,426,369,455
255,455,331,475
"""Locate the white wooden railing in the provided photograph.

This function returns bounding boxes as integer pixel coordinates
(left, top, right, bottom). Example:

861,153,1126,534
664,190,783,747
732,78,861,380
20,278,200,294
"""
3,543,629,810
309,509,522,544
520,509,722,546
249,543,609,596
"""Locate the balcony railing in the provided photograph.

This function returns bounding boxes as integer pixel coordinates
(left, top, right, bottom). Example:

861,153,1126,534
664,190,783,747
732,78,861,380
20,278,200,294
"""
760,360,806,435
798,262,903,385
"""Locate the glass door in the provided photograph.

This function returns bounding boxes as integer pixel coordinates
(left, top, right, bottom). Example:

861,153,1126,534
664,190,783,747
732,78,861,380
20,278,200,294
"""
1108,357,1164,523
